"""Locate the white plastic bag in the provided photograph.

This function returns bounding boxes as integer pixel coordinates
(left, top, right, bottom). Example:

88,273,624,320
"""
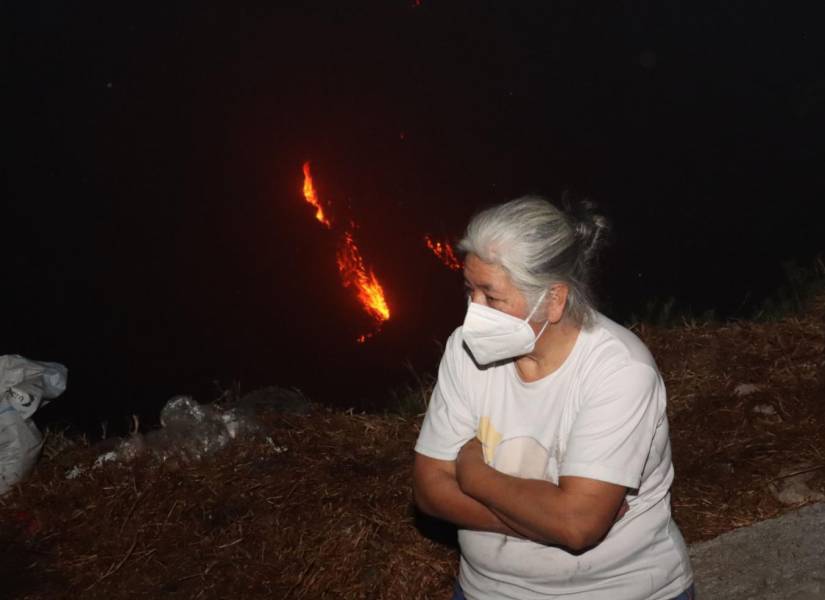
0,355,67,495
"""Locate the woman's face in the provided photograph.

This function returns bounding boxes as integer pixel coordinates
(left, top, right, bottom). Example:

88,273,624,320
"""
463,253,530,320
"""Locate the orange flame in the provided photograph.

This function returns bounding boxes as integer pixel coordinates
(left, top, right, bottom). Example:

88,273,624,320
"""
425,235,462,271
337,230,391,332
301,161,331,228
299,161,391,342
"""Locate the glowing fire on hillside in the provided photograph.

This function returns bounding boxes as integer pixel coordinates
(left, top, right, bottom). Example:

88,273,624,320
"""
425,235,462,271
337,230,391,340
301,162,390,342
301,161,332,229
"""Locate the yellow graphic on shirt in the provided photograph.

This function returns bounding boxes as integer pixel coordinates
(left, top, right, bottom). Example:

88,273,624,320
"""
477,417,502,464
493,437,554,482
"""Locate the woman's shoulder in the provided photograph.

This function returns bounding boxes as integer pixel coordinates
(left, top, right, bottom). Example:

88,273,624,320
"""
440,326,474,371
444,326,466,355
580,313,659,373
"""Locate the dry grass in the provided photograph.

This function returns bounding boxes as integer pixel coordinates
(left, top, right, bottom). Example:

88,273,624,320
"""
1,293,823,599
644,292,825,541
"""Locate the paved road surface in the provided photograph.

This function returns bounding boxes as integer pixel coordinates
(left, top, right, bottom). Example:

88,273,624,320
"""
689,503,825,599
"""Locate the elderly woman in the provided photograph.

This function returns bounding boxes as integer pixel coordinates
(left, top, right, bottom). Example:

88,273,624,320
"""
413,197,694,599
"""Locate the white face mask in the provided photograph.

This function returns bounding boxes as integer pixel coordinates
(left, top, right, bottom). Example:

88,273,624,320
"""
462,291,549,365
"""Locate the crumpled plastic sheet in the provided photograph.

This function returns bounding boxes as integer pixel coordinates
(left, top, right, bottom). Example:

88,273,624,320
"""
103,395,261,466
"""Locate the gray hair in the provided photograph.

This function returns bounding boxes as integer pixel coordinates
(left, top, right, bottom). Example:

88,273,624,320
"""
458,195,609,328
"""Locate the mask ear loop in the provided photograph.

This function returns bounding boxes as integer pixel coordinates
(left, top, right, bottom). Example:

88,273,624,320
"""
535,319,550,340
526,288,549,321
527,288,551,342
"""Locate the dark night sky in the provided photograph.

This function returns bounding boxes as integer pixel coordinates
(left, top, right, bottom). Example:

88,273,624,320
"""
7,1,825,433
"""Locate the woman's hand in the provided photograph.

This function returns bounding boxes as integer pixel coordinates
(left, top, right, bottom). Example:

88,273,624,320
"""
455,437,487,495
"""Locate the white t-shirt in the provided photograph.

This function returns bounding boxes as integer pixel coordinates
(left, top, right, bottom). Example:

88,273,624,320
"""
415,313,693,600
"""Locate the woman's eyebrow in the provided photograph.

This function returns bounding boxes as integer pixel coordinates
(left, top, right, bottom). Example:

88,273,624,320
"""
464,279,495,292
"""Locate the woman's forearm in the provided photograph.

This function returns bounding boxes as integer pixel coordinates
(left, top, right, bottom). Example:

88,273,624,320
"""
413,453,521,536
460,465,575,545
456,439,627,550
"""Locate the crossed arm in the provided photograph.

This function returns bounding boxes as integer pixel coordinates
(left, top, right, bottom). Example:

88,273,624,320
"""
413,438,628,551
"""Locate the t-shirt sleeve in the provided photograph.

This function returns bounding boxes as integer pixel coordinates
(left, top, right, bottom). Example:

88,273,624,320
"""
559,361,664,490
414,329,477,461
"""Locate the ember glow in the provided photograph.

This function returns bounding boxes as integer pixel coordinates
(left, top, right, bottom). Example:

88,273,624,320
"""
301,161,332,229
299,161,390,342
425,235,462,271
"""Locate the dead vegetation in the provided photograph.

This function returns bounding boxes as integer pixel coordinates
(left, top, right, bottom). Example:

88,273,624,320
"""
646,291,825,540
1,293,823,599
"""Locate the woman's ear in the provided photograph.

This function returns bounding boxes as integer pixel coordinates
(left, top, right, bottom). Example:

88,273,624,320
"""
547,284,569,324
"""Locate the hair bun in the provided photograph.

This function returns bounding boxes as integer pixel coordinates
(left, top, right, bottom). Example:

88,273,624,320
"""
562,196,610,264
